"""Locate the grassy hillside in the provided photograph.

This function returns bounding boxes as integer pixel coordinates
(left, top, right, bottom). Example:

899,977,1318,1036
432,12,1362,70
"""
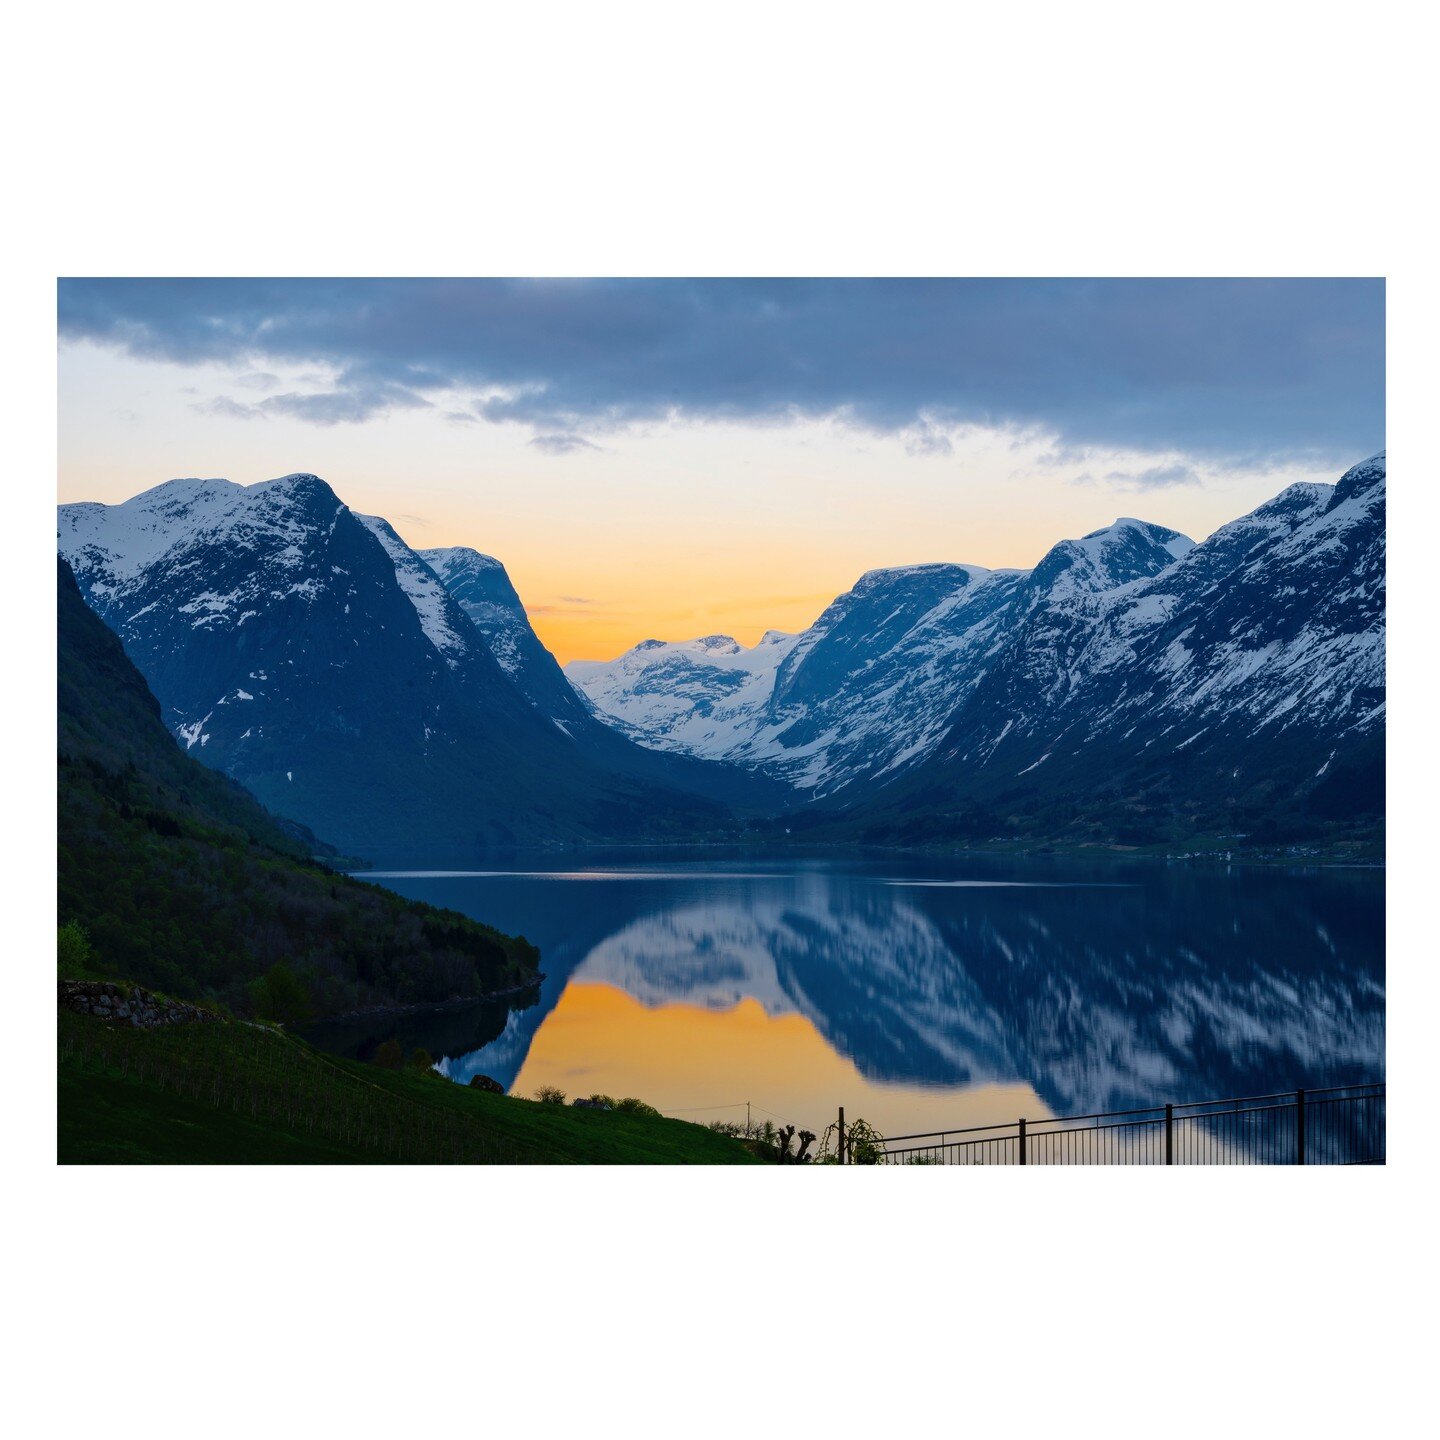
58,557,540,1022
58,1008,755,1165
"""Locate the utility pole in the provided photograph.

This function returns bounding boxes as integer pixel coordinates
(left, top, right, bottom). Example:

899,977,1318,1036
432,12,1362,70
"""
746,1100,751,1136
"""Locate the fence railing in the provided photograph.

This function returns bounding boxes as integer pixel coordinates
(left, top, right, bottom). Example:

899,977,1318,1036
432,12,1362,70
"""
864,1083,1385,1165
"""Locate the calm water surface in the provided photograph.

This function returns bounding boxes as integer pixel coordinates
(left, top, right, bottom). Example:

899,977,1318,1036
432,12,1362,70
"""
307,852,1385,1138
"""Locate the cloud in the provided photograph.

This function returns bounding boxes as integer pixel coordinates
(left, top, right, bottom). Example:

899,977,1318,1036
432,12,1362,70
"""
1103,462,1203,490
196,379,432,426
902,420,955,457
254,384,431,425
59,278,1385,463
529,432,600,455
528,600,597,615
195,395,261,420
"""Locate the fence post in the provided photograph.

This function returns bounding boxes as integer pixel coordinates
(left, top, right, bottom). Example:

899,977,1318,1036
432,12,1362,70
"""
838,1106,846,1166
1165,1103,1174,1165
1296,1089,1306,1166
1018,1117,1027,1165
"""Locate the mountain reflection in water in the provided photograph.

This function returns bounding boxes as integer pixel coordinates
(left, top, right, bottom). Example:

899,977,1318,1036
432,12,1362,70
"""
314,854,1384,1137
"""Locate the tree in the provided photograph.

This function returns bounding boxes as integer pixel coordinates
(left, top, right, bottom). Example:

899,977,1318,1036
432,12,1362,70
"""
259,963,312,1026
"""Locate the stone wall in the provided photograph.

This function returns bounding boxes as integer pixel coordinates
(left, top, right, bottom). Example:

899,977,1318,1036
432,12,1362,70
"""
59,980,219,1029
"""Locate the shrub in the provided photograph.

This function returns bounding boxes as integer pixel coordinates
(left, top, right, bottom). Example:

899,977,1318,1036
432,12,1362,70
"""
815,1116,887,1164
372,1039,404,1070
614,1096,660,1118
57,921,95,979
534,1085,566,1105
408,1047,436,1071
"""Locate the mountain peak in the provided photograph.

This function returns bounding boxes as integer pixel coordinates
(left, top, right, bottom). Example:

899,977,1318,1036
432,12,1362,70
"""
1081,516,1193,552
1329,450,1386,510
1033,517,1193,601
420,545,506,574
854,561,990,591
262,471,325,487
695,634,741,653
419,546,523,616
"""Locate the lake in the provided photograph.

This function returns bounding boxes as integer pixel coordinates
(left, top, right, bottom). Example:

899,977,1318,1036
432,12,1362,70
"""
307,851,1385,1140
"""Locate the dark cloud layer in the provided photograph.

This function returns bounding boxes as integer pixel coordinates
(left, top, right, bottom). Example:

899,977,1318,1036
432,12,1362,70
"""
59,278,1384,463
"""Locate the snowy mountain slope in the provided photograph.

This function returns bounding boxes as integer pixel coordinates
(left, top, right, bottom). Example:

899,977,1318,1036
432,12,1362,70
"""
57,452,1383,852
567,455,1384,838
58,474,732,854
419,546,599,731
417,547,792,810
567,630,799,757
569,518,1195,796
354,515,477,669
845,453,1386,839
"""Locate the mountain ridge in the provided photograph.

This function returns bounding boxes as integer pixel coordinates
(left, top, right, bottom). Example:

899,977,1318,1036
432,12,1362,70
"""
59,454,1385,854
569,454,1385,846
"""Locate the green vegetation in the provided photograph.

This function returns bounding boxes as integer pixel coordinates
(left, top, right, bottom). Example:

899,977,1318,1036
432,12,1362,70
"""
561,1092,663,1117
58,1008,757,1165
755,729,1385,861
57,559,540,1021
706,1116,821,1163
57,921,98,980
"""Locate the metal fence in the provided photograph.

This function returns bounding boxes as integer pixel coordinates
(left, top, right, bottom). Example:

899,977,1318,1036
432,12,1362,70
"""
867,1083,1385,1165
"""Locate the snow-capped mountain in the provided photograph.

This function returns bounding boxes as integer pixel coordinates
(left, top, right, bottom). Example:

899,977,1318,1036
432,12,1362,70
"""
568,455,1385,837
58,453,1383,853
419,546,599,734
869,453,1386,836
411,544,788,810
57,474,732,854
566,629,799,759
569,517,1198,793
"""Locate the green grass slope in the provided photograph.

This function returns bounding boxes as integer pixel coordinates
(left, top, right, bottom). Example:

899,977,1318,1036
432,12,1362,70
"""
59,1009,755,1165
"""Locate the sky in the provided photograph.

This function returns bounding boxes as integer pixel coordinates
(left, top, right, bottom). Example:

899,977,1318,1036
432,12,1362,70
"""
57,278,1384,664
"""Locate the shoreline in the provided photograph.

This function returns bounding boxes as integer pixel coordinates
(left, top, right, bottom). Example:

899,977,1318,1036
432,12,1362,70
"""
305,975,544,1027
343,837,1385,874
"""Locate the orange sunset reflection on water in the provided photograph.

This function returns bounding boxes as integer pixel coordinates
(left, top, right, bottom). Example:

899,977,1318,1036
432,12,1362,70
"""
510,981,1049,1138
